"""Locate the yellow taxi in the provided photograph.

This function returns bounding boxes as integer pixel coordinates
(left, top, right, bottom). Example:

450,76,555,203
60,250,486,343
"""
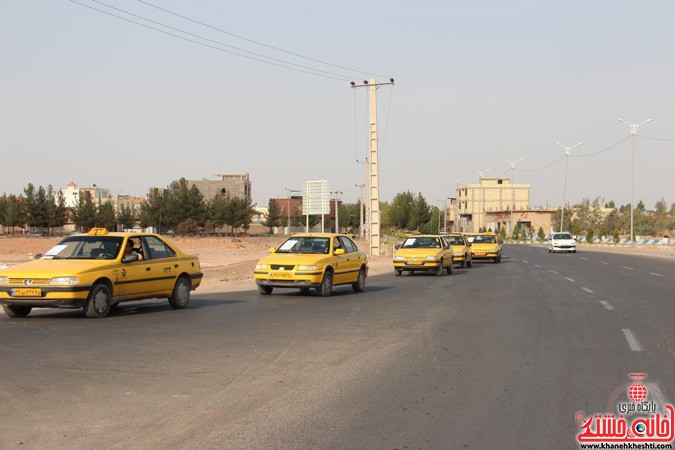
466,232,502,263
254,233,368,297
393,235,454,276
0,228,202,318
442,234,473,268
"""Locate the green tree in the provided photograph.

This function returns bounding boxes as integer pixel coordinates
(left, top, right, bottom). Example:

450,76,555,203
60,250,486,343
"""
537,227,545,240
71,192,97,231
263,198,282,233
139,188,165,231
95,201,117,230
2,195,26,233
586,229,595,244
117,205,136,230
176,218,199,236
387,191,414,229
48,187,68,233
408,193,431,230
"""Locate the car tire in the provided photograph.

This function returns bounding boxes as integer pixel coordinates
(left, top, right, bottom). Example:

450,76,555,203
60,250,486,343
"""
257,285,273,295
84,283,112,318
446,260,453,275
395,270,402,276
467,258,472,268
168,276,191,309
2,305,31,318
317,270,333,297
460,259,466,269
352,267,366,293
548,248,552,253
495,254,501,263
435,259,444,276
572,249,577,253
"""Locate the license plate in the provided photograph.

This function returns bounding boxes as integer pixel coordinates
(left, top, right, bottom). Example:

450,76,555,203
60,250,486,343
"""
475,252,485,256
271,272,292,279
11,288,42,297
408,261,423,265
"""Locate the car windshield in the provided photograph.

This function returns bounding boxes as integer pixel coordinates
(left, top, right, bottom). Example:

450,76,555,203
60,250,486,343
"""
554,233,573,240
468,235,496,244
40,236,124,260
275,237,330,254
445,236,465,245
401,237,441,248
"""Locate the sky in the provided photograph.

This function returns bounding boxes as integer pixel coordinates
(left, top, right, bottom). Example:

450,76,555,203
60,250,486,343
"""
2,0,674,210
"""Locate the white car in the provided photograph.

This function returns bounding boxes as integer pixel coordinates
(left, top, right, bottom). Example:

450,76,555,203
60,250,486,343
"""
548,232,577,253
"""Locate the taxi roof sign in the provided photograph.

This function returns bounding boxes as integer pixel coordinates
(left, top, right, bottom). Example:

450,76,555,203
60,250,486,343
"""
87,228,109,235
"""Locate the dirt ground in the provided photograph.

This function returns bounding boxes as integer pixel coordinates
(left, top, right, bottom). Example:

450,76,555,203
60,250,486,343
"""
0,236,393,294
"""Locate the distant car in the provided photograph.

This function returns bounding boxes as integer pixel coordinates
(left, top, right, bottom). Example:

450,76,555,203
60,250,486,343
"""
548,232,577,253
0,228,203,318
254,233,368,296
442,234,473,268
393,235,454,276
466,232,502,263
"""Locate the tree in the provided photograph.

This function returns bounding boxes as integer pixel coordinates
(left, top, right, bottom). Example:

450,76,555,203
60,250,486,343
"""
176,218,199,236
537,227,545,240
71,192,97,231
586,229,595,244
95,201,117,230
408,193,431,230
2,195,26,233
117,205,136,230
551,208,574,233
139,188,165,231
387,191,414,229
47,187,68,233
263,198,282,233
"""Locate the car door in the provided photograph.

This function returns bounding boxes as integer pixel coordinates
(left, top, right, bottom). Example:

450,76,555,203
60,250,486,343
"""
115,237,159,299
339,236,362,283
141,236,179,294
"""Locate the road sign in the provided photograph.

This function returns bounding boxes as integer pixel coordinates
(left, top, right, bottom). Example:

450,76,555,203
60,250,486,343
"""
302,180,330,215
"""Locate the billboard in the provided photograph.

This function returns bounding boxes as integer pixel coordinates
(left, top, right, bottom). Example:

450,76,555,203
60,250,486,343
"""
302,180,330,215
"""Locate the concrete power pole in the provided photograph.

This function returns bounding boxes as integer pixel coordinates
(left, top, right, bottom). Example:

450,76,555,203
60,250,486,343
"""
351,78,394,255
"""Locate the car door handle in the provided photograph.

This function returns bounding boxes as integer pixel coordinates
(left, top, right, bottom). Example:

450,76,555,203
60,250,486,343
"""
174,264,179,268
146,267,151,271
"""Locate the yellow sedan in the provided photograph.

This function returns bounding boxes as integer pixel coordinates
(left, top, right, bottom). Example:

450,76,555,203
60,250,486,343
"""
393,235,454,276
254,234,368,296
466,232,503,263
442,234,473,268
0,228,203,318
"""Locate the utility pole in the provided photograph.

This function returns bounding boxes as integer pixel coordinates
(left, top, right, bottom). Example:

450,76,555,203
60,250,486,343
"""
503,158,524,237
617,118,652,246
330,190,343,233
554,142,581,232
351,78,395,255
355,183,365,237
357,158,369,240
454,177,464,232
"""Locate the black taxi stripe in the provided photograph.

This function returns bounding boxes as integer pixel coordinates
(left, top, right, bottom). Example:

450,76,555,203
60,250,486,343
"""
0,285,93,293
190,273,203,280
333,269,361,275
114,276,175,286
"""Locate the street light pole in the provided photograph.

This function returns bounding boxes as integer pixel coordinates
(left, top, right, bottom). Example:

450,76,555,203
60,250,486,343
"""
503,158,524,237
454,177,464,232
554,142,581,232
330,190,343,233
617,118,652,246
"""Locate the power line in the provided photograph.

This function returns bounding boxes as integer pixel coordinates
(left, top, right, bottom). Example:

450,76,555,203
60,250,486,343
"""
637,134,675,142
135,0,387,79
516,155,564,172
571,135,631,157
69,0,355,81
378,86,395,158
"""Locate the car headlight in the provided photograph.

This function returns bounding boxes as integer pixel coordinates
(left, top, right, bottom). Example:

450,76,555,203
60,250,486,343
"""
49,276,79,285
425,256,437,260
255,264,268,270
393,256,405,261
0,277,8,284
297,265,317,271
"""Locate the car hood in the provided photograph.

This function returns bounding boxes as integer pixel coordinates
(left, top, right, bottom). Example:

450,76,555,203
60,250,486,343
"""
394,248,444,258
471,243,499,251
0,259,117,278
257,254,331,266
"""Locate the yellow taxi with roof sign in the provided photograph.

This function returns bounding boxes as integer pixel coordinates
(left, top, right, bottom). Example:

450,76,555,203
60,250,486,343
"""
393,234,454,276
253,233,368,297
466,232,502,263
0,228,202,318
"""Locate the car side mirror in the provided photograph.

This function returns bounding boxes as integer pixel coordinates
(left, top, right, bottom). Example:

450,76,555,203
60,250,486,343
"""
122,254,139,263
498,240,503,244
33,253,43,259
268,247,276,253
334,248,345,255
394,244,401,250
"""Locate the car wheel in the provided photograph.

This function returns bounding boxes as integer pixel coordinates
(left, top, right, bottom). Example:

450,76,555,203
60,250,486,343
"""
352,267,366,293
435,259,444,276
2,305,31,318
572,249,577,253
467,258,472,268
317,270,333,297
446,260,453,275
460,259,466,269
548,248,552,253
395,270,402,276
257,285,273,295
168,276,191,309
84,283,112,318
495,254,501,263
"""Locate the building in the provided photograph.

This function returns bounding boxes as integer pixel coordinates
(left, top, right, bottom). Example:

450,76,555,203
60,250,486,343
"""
456,177,530,233
61,181,111,208
484,208,557,235
188,173,251,202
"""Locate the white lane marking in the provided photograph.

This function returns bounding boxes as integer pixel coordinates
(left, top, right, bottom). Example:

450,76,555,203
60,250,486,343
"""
601,261,609,265
622,329,644,351
582,287,594,293
600,301,614,310
581,257,589,260
622,266,634,270
565,277,575,283
534,264,542,268
650,273,664,277
549,270,558,274
522,260,529,264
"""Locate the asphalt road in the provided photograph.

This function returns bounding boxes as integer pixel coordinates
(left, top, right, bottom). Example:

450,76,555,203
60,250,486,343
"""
0,245,673,449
